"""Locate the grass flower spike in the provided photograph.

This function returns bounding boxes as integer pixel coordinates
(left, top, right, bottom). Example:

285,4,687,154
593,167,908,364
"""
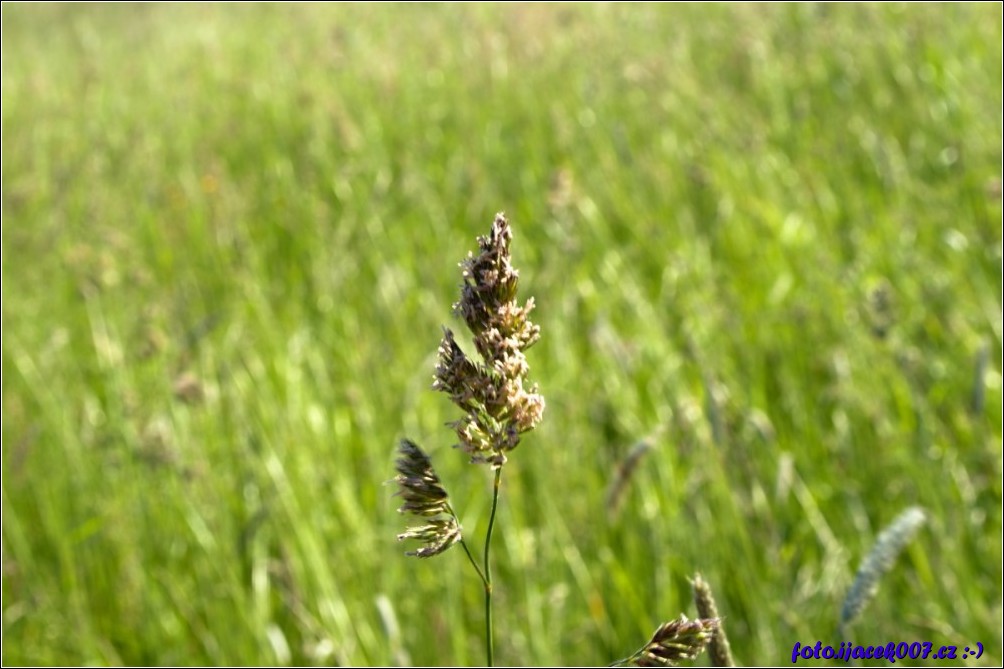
434,213,544,468
396,213,722,667
838,506,927,637
691,573,735,667
394,439,461,558
396,213,543,666
612,616,721,667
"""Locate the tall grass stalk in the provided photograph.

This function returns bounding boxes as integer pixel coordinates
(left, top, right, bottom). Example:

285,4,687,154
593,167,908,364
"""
394,214,721,666
394,214,544,666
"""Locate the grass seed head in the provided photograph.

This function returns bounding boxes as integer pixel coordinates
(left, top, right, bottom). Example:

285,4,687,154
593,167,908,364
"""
691,573,736,667
394,440,460,557
632,616,720,667
436,213,544,468
838,506,926,633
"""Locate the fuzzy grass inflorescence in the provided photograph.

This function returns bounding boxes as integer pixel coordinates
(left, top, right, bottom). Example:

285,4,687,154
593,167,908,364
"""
393,439,461,558
611,616,720,668
394,214,725,667
692,574,736,667
837,507,928,641
394,213,545,666
435,213,545,468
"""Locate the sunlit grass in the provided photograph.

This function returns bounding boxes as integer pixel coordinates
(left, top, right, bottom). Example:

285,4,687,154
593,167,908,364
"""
2,4,1001,666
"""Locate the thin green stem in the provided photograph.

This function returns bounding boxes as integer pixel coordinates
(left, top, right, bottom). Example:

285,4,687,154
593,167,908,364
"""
458,538,487,586
483,467,503,667
607,647,645,667
446,503,488,586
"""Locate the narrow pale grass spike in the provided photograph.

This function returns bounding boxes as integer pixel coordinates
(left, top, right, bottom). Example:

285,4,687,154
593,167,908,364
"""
838,506,927,636
691,573,736,667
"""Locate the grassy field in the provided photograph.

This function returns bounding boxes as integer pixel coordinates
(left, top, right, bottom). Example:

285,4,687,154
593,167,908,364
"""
2,4,1001,666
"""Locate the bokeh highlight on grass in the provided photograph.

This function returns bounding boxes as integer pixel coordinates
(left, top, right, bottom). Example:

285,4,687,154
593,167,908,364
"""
2,4,1001,666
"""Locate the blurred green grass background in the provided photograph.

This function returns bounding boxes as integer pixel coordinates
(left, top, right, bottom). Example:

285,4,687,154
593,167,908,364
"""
2,4,1001,666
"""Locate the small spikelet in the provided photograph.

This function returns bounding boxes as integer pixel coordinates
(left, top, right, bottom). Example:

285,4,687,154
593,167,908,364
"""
396,518,462,558
393,440,461,558
611,615,719,667
838,507,927,636
633,616,719,667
